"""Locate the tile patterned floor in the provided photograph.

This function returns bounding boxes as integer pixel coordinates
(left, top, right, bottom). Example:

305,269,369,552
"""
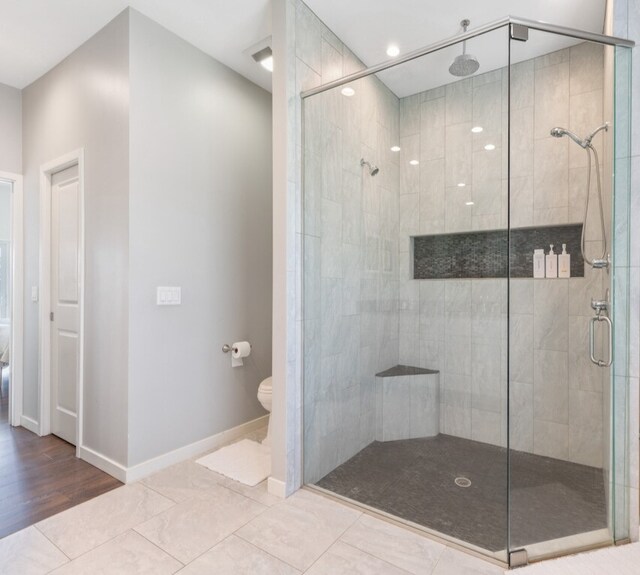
0,425,634,574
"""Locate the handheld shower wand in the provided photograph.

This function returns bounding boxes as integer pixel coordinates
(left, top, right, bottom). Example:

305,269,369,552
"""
550,123,610,268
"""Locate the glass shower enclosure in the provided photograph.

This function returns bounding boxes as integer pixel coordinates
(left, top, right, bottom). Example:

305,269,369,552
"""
301,17,633,567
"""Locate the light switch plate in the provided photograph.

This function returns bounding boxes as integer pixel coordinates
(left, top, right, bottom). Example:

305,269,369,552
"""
31,286,39,302
157,286,181,306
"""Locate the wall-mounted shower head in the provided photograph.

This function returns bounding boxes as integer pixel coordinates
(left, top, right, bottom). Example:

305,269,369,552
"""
550,126,588,148
449,19,480,77
360,158,379,176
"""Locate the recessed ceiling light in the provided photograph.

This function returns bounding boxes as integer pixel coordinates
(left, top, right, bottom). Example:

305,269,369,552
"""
409,159,419,166
465,201,475,206
390,145,401,152
484,144,496,151
387,44,400,57
341,86,355,97
252,46,273,72
457,182,466,187
471,126,483,133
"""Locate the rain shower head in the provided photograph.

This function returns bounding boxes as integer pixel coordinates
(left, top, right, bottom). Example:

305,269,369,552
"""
360,158,379,176
449,19,480,77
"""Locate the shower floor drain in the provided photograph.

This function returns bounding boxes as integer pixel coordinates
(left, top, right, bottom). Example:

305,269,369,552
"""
455,476,472,488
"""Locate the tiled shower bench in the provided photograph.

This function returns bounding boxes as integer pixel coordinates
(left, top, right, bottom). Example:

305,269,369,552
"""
375,365,440,442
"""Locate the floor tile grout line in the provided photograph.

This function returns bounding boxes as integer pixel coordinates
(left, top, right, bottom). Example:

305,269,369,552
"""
34,484,178,563
336,539,416,575
33,524,73,563
193,499,270,566
292,506,364,573
338,516,449,575
223,496,317,571
236,534,305,574
127,528,186,569
133,482,271,567
137,478,185,505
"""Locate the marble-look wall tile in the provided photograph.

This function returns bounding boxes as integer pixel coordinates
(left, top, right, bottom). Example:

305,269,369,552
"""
441,404,472,439
400,94,421,137
533,280,569,351
511,60,534,110
510,314,534,384
533,137,569,210
445,123,473,189
301,10,401,483
446,78,473,125
534,61,569,140
471,408,502,446
295,2,322,74
420,97,445,161
400,134,420,195
510,381,534,452
569,89,604,169
534,419,569,460
533,349,569,424
570,42,604,95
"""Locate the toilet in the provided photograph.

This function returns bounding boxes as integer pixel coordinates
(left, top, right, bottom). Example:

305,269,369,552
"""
257,376,272,446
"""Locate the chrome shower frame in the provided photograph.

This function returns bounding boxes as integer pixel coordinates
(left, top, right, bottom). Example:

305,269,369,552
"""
301,17,633,99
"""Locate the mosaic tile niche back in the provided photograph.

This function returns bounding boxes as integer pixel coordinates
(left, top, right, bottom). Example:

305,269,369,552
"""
412,224,584,279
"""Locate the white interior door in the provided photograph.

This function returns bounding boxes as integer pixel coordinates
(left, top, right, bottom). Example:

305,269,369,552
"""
50,164,80,444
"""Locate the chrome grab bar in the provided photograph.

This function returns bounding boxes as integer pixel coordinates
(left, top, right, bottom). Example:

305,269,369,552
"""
589,314,612,367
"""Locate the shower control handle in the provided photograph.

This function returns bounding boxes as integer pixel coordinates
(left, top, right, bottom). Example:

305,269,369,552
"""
589,314,612,368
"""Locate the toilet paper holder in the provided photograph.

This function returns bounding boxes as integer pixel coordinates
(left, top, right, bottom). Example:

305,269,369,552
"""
222,343,251,354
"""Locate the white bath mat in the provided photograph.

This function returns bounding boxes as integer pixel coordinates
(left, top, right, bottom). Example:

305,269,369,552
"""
196,439,270,487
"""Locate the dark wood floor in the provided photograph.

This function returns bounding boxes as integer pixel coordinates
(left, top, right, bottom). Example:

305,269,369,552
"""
0,370,122,539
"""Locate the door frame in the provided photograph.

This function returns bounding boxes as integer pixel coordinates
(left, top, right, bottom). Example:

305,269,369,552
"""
39,150,85,450
0,171,24,427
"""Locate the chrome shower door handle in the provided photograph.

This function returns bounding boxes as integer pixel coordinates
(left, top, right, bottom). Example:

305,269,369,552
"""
589,315,613,368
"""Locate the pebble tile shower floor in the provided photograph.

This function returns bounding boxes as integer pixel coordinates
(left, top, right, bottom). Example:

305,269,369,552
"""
316,434,606,552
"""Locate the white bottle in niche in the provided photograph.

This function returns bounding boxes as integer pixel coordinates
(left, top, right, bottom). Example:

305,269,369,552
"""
546,244,558,278
558,244,571,278
533,249,545,278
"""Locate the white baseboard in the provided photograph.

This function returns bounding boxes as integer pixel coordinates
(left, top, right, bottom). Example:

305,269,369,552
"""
125,414,270,483
20,415,40,435
78,445,128,483
267,476,287,498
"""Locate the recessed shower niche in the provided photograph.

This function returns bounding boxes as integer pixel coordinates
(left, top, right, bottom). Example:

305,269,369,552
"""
302,16,633,568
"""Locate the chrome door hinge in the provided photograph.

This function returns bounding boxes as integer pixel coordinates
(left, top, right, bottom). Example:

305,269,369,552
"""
510,24,529,42
50,311,54,322
509,548,529,568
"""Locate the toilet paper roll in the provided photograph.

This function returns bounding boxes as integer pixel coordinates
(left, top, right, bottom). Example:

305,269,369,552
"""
232,341,251,359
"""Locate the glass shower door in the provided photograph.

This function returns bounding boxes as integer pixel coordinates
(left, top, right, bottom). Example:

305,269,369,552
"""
507,26,632,563
302,24,512,564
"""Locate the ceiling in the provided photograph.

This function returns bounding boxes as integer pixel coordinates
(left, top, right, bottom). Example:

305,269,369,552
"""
305,0,608,97
0,1,609,96
0,0,272,91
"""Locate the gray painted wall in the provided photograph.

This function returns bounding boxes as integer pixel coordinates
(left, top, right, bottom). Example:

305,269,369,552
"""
128,11,272,465
0,82,21,174
22,11,130,464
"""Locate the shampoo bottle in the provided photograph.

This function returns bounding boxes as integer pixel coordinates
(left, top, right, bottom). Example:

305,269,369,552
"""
558,244,571,278
533,249,545,278
545,244,558,278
